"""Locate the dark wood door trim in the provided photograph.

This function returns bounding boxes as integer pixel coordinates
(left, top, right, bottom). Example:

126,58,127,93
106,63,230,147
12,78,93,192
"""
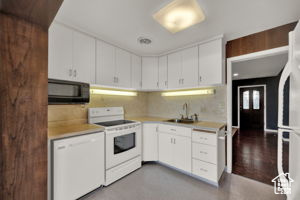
226,22,297,58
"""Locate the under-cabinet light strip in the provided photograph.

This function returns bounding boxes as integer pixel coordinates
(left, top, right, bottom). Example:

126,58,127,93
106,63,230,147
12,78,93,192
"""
91,89,137,96
161,89,215,96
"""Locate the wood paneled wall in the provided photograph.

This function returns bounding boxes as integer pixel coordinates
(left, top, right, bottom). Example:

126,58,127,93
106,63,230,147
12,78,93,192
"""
226,22,297,58
0,1,62,199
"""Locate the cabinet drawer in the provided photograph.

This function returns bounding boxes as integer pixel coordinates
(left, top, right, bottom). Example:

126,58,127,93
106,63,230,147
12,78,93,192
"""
192,143,217,164
192,130,216,146
158,124,191,138
192,159,217,182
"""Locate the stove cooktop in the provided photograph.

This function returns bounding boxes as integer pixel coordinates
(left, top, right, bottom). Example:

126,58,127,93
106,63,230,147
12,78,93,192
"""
95,120,136,127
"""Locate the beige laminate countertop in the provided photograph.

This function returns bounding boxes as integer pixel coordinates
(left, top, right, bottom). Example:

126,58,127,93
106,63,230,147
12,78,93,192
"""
127,116,226,131
48,123,105,140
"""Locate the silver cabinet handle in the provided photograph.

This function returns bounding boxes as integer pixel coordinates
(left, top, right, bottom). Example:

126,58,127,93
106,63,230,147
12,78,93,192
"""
74,69,77,77
199,76,202,82
170,138,173,144
170,128,176,131
200,151,208,154
179,79,181,84
182,78,184,84
200,137,208,140
174,138,176,144
157,82,159,87
165,81,167,86
69,69,73,77
200,168,208,172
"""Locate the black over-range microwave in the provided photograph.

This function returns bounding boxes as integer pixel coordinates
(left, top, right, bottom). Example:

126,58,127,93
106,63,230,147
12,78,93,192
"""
48,79,90,104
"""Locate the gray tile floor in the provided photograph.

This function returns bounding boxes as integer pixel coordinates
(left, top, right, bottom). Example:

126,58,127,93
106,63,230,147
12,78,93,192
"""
82,163,285,200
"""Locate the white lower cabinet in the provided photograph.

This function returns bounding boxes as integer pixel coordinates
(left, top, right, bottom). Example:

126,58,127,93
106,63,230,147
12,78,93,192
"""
158,133,173,166
142,124,158,161
191,128,225,183
172,135,192,172
192,159,217,182
158,125,192,173
143,123,225,185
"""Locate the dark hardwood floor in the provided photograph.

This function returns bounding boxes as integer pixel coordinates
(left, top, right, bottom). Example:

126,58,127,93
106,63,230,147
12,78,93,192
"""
232,129,289,185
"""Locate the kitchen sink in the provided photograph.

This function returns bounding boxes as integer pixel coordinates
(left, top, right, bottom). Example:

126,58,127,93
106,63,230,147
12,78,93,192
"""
166,118,195,124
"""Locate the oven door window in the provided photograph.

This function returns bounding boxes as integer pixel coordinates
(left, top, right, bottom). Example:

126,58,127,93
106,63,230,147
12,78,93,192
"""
114,133,136,154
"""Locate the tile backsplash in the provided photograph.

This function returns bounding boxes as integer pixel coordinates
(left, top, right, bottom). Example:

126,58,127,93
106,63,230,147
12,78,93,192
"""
48,86,226,126
147,86,226,123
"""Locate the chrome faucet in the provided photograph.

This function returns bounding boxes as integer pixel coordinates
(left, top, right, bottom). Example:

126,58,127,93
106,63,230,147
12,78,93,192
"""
183,103,188,119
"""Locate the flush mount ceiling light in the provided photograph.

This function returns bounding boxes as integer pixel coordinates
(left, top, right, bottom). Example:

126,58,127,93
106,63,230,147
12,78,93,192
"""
91,89,137,96
161,89,215,96
153,0,205,33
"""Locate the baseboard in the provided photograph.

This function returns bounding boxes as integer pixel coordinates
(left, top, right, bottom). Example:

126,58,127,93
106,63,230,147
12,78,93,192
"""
265,129,278,133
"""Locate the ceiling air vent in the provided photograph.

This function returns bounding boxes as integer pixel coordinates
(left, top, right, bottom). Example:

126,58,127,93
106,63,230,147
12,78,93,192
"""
138,37,152,45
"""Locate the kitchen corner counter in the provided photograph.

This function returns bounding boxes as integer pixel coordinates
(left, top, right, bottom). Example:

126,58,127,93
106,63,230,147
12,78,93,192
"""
127,116,226,132
48,123,105,140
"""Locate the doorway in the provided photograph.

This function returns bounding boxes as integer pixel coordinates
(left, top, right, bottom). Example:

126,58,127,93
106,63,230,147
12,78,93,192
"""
238,86,265,130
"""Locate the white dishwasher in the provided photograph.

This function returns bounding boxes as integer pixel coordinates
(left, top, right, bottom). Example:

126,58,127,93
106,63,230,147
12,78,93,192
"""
52,132,105,200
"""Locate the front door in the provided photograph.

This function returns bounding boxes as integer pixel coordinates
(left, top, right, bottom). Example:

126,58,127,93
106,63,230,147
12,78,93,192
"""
240,86,264,130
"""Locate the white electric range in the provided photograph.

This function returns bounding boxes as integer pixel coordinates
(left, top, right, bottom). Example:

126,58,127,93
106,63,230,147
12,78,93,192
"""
88,107,142,186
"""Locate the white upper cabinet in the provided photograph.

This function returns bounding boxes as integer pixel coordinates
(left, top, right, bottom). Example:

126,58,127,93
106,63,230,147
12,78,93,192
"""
167,46,198,89
48,23,95,83
142,57,159,90
181,46,199,88
131,54,142,89
96,41,116,86
49,23,73,81
198,38,224,86
73,31,96,83
49,23,223,90
158,56,168,89
167,51,182,89
49,23,96,83
96,41,133,88
115,48,131,88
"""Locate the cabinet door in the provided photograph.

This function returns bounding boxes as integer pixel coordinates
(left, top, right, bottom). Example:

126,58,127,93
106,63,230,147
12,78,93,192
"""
131,54,142,89
143,124,158,161
96,41,116,86
49,23,73,81
167,51,182,89
142,57,159,90
158,133,173,166
159,56,168,89
73,31,96,83
199,39,223,85
181,46,199,88
115,48,131,88
172,135,192,173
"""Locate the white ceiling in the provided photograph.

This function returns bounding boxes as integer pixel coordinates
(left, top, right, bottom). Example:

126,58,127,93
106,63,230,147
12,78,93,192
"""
232,53,288,80
55,0,300,55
